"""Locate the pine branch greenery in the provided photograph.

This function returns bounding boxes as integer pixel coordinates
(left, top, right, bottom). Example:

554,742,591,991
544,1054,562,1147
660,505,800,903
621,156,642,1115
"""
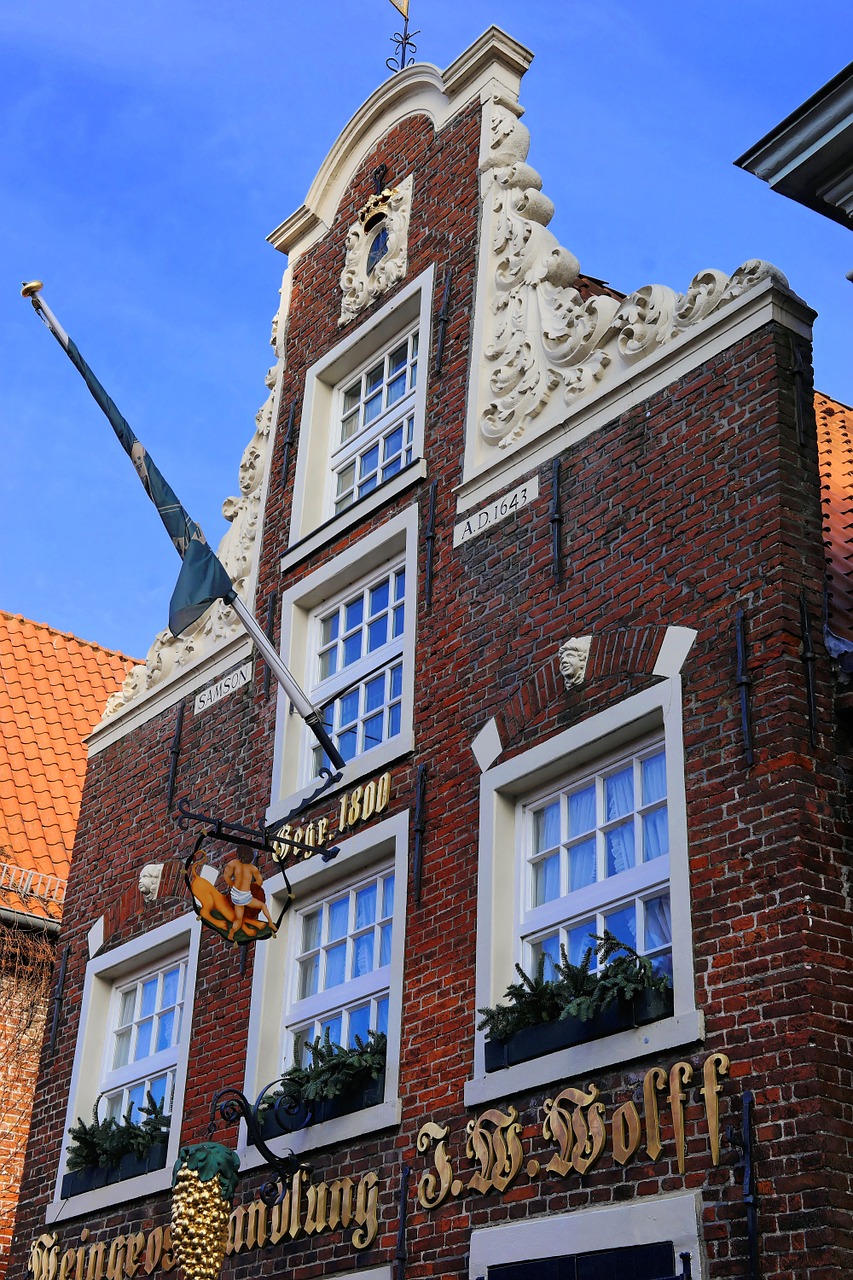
261,1029,387,1112
67,1093,170,1170
477,931,671,1042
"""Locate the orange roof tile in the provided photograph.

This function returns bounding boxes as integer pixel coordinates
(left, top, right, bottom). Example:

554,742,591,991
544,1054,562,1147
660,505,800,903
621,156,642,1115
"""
0,612,137,921
815,393,853,650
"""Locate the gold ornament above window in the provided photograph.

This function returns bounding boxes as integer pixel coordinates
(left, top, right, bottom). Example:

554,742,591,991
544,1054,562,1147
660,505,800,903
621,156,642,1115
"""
339,175,413,326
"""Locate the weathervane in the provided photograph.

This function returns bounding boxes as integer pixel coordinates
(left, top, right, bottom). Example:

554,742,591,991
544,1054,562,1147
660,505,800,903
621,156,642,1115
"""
386,0,419,73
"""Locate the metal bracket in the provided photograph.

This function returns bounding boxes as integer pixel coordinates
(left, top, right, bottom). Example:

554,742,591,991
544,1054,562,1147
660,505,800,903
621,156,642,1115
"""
726,1089,760,1280
412,763,428,907
735,609,754,767
550,457,563,584
166,702,185,809
394,1163,412,1280
434,267,453,377
424,481,438,611
209,1085,311,1206
799,593,818,746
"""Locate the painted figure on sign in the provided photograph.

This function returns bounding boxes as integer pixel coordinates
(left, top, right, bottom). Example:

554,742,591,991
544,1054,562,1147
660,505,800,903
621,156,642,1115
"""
222,849,278,941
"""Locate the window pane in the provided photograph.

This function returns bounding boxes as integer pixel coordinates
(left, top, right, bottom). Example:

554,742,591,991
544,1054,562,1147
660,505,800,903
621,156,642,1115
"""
642,751,667,804
340,413,359,444
604,905,637,950
394,570,405,601
532,934,560,980
568,837,596,891
367,616,388,651
339,689,359,726
319,647,337,680
389,663,403,698
605,767,633,820
606,823,635,876
117,989,135,1027
567,921,595,967
363,712,383,750
321,1015,342,1046
360,443,380,478
382,874,395,918
355,884,377,928
148,1074,168,1112
376,996,389,1037
339,728,358,761
156,1009,175,1053
365,363,383,393
533,802,560,853
298,954,319,1000
161,967,181,1009
387,372,406,405
335,461,356,497
388,703,401,737
370,580,390,615
134,1019,153,1062
569,785,595,836
105,1093,123,1121
533,853,560,906
126,1084,145,1123
324,943,346,989
379,922,392,967
302,910,320,951
643,806,668,860
388,342,408,375
140,979,157,1019
113,1029,131,1070
384,426,403,458
352,932,374,977
392,603,405,638
365,675,385,712
363,393,382,425
343,384,360,414
328,897,349,941
343,632,362,667
348,1004,371,1046
645,894,672,949
345,596,364,631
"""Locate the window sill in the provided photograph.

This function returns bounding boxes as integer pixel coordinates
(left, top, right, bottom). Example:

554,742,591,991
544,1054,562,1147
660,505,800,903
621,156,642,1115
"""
463,1009,704,1109
46,1163,174,1224
282,459,426,573
239,1099,401,1170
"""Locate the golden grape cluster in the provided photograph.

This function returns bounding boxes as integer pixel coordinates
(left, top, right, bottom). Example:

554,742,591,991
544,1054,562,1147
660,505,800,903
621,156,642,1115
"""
171,1165,231,1280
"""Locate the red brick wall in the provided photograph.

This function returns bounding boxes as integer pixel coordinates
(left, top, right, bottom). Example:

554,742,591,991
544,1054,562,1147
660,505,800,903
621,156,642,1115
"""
8,89,853,1280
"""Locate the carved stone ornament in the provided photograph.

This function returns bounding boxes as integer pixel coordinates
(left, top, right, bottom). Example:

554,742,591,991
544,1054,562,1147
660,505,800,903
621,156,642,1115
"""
475,93,789,451
98,311,283,726
138,863,164,903
558,635,592,689
339,175,413,326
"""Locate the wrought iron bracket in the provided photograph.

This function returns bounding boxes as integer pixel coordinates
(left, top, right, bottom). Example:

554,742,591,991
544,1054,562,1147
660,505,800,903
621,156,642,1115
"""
166,702,185,809
412,763,428,907
434,267,453,377
726,1089,760,1280
424,481,438,611
735,609,754,767
550,457,563,584
209,1084,312,1207
386,17,419,72
394,1163,412,1280
799,592,818,747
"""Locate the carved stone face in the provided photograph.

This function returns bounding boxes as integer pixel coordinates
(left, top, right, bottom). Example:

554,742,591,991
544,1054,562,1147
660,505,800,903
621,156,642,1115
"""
138,863,163,903
558,636,592,688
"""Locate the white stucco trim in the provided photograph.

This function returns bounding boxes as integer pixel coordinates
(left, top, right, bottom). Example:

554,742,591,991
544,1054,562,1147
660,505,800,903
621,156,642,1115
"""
241,812,408,1165
46,913,201,1224
468,1192,705,1279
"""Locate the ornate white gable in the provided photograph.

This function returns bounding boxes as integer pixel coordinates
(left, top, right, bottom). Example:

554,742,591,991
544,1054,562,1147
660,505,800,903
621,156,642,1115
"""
339,175,413,326
468,91,789,462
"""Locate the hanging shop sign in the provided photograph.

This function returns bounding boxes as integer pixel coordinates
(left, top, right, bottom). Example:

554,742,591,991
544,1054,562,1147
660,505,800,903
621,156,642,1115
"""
417,1052,730,1208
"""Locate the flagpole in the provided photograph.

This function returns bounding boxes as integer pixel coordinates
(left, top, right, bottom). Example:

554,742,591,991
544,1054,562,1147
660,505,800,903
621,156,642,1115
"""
21,280,346,774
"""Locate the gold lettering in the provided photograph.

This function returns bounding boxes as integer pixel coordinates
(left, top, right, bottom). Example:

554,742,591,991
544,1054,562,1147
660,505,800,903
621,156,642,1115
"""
376,771,391,812
105,1237,126,1280
75,1240,87,1280
667,1061,694,1175
542,1084,606,1176
228,1208,247,1255
316,817,329,846
268,1196,290,1246
611,1101,642,1166
416,1122,454,1209
243,1202,268,1250
361,781,376,822
303,823,316,849
304,1184,325,1235
325,1177,354,1231
346,786,363,827
352,1173,379,1250
142,1230,161,1276
339,794,349,832
85,1244,106,1280
466,1107,524,1193
58,1250,76,1280
643,1066,667,1161
28,1233,59,1280
159,1228,174,1273
124,1234,145,1279
699,1052,730,1166
289,1167,306,1240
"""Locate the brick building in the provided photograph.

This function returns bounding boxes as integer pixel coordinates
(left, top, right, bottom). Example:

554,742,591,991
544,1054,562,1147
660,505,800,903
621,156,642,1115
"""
0,612,134,1278
9,27,853,1280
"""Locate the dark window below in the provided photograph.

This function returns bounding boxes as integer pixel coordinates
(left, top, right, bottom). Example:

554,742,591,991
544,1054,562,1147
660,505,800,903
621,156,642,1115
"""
489,1242,676,1280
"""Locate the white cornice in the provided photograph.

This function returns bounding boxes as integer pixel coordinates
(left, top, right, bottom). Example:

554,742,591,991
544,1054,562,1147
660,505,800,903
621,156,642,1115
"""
267,27,533,262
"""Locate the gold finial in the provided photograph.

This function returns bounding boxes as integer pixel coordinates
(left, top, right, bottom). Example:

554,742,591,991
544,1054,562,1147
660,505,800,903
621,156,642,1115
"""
21,280,44,298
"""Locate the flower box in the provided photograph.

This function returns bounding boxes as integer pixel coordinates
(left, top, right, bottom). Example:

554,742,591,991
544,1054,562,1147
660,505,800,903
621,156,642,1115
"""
61,1139,170,1198
311,1076,384,1125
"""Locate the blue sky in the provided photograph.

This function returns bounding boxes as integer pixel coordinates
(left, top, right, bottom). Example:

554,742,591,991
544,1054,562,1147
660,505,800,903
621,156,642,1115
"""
3,1,852,659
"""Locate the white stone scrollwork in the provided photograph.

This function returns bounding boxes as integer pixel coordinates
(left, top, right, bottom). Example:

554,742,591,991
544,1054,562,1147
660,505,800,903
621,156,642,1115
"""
339,175,413,326
558,636,592,689
476,95,789,451
98,333,282,725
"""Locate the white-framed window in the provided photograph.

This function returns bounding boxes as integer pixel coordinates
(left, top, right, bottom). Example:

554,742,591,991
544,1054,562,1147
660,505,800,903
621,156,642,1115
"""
522,737,671,984
242,811,408,1161
309,562,406,778
287,864,395,1064
332,330,418,516
285,266,433,555
270,506,418,820
48,914,201,1223
466,677,701,1109
101,955,188,1122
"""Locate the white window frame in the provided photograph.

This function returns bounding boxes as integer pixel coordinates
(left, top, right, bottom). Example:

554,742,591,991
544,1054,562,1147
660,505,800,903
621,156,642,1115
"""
286,266,433,556
466,678,702,1110
269,505,418,825
47,913,201,1223
242,811,408,1163
469,1192,704,1280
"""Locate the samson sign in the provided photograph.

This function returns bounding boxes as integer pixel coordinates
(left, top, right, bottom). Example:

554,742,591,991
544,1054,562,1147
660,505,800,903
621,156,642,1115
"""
194,663,252,714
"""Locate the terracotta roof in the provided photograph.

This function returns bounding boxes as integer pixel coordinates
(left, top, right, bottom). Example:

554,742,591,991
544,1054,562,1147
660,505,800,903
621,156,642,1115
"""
816,392,853,650
0,612,137,922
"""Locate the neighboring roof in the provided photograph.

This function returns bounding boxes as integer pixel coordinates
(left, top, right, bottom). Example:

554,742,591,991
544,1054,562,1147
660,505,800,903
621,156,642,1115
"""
735,62,853,231
816,393,853,649
0,612,136,922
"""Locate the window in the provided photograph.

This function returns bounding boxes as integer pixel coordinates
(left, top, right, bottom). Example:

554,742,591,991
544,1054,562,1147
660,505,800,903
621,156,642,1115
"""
286,865,395,1065
48,914,200,1223
242,812,408,1160
332,331,418,516
523,739,671,984
271,506,417,818
101,955,188,1122
310,563,406,777
489,1242,678,1280
467,677,700,1109
286,267,433,552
